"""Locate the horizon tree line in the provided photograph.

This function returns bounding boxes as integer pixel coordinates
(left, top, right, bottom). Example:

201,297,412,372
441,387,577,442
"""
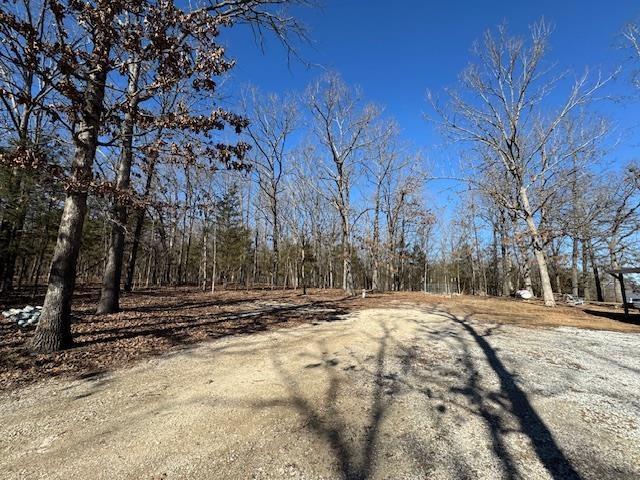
1,7,640,352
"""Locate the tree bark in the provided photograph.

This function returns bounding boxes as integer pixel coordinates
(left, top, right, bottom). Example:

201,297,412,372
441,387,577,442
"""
581,239,590,300
588,239,604,302
610,245,622,303
32,201,84,350
97,62,139,313
371,194,380,291
471,203,487,295
32,42,110,351
500,235,513,296
272,197,279,288
210,222,217,293
342,224,354,295
124,153,156,292
299,241,307,295
202,217,208,291
521,188,556,306
571,236,579,298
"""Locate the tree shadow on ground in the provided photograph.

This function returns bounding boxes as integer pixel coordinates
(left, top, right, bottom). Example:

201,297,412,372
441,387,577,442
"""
583,308,640,325
59,301,583,480
0,296,351,391
422,305,582,480
75,300,348,347
254,321,398,480
4,301,610,479
117,296,280,313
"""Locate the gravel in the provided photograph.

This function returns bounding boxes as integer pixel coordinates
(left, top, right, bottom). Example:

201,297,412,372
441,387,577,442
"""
0,306,638,479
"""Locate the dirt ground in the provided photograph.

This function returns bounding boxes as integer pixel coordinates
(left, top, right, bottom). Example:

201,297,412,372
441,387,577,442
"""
2,287,639,392
1,298,639,479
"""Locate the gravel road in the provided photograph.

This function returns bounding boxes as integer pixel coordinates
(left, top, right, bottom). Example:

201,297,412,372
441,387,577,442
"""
1,306,638,479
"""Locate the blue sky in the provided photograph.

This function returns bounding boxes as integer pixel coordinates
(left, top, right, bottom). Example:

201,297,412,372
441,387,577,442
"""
219,0,640,212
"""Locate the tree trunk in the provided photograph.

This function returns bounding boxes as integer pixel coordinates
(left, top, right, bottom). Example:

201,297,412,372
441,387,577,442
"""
124,207,145,292
571,236,579,298
372,193,380,291
515,239,533,293
97,62,139,313
551,241,562,294
211,222,217,293
328,255,334,289
609,245,622,303
501,240,513,296
587,239,603,302
32,46,110,351
183,211,194,284
532,246,554,305
341,212,354,295
523,263,533,293
202,219,208,291
301,241,307,295
30,219,50,286
272,198,279,288
475,229,487,295
581,239,590,300
398,218,407,291
521,188,556,306
423,248,428,293
124,154,156,292
342,241,354,295
177,209,187,284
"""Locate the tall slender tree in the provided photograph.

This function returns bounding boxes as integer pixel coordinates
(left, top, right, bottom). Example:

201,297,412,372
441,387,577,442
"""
432,21,610,306
306,73,379,295
242,86,298,287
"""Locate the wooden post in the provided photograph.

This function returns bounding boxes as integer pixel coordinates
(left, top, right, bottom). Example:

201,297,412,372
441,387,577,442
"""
611,272,630,323
619,273,630,323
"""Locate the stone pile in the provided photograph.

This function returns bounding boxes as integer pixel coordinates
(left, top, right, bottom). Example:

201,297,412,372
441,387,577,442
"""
515,289,533,300
2,306,42,327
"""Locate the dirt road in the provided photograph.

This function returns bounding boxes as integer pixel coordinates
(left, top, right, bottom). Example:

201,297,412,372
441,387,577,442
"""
1,305,639,479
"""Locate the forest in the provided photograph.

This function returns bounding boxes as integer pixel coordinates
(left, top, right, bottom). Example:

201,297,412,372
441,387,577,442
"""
1,0,640,355
3,2,640,479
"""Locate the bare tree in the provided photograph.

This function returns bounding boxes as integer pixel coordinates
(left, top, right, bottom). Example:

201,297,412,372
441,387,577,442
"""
601,166,640,302
381,154,423,291
431,21,611,306
242,86,297,287
306,73,379,295
364,120,400,291
283,169,317,294
624,20,640,89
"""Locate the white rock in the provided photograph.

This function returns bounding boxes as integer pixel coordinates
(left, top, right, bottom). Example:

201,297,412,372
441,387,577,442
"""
4,305,43,326
515,289,533,300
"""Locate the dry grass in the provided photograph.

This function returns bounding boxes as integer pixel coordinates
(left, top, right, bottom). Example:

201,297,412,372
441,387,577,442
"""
1,286,638,392
358,291,640,333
